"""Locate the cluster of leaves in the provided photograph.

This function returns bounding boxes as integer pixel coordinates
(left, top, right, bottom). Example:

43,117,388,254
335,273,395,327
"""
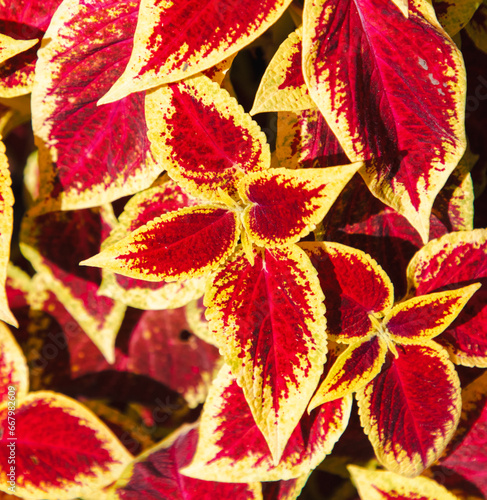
0,0,487,498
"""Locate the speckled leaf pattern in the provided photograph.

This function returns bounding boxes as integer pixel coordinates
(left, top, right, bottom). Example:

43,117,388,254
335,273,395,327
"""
251,28,315,114
357,342,462,477
99,0,294,103
407,229,487,367
145,75,270,202
348,465,461,500
0,391,132,499
239,164,361,246
303,0,467,242
110,423,263,499
0,322,28,405
205,246,328,463
181,365,351,482
31,0,161,211
83,205,240,282
99,180,206,310
0,139,16,326
0,35,37,65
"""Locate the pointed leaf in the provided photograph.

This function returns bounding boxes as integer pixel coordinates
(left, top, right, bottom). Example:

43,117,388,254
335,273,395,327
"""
357,342,461,477
251,28,315,114
0,139,16,327
349,465,460,500
31,0,161,211
146,75,270,202
99,180,206,309
0,35,37,65
0,322,28,405
0,391,132,499
99,0,293,103
303,0,467,242
406,229,487,366
300,242,394,342
111,423,262,499
309,335,388,410
384,284,480,344
239,164,361,246
205,245,328,463
182,365,352,482
83,206,240,282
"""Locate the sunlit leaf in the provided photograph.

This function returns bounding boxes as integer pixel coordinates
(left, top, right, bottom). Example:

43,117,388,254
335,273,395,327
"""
0,34,37,65
239,164,361,246
205,245,328,463
303,0,467,242
0,391,132,499
357,342,461,477
182,365,351,481
99,0,294,103
145,74,270,202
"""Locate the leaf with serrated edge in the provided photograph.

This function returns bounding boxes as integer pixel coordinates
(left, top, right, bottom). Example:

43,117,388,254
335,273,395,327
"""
0,139,16,327
146,75,270,202
348,465,460,500
251,27,315,114
300,242,394,342
0,323,28,405
406,229,487,367
309,335,388,410
357,341,461,477
205,245,328,463
83,206,240,282
0,35,38,65
0,391,132,499
239,164,361,247
385,284,480,343
99,0,294,103
181,365,351,482
303,0,466,243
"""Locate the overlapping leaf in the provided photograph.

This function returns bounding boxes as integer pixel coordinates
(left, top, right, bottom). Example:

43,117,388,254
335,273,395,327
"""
20,206,126,363
99,0,294,103
31,0,161,211
99,180,206,310
407,229,487,367
182,365,351,482
205,245,327,463
465,0,487,53
0,34,37,65
145,75,270,202
111,423,263,499
261,475,310,500
0,322,28,404
0,139,15,326
434,0,482,36
303,0,467,242
349,465,460,500
0,392,132,499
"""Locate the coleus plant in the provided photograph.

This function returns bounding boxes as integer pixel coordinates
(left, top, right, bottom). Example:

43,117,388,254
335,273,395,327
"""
0,0,486,498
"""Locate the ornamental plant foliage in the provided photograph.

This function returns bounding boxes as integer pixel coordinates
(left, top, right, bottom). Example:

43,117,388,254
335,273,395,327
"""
1,0,487,498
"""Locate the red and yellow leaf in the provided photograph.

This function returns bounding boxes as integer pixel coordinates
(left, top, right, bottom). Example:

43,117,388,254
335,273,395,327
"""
261,475,310,500
0,139,16,327
309,335,388,410
83,205,240,282
251,28,315,114
239,164,361,246
0,34,37,65
111,423,262,499
99,0,294,103
0,391,132,499
303,0,466,242
0,322,28,405
300,242,394,342
384,284,480,343
205,245,328,463
145,75,270,202
182,365,352,482
31,0,161,211
406,229,487,366
349,465,460,500
99,180,206,309
357,342,461,477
